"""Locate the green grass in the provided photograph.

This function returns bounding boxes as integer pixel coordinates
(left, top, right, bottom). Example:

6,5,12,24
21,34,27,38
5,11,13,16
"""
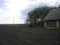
0,24,29,28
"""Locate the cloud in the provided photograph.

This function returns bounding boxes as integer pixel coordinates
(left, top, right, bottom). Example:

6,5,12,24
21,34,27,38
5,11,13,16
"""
0,0,57,24
54,0,60,7
20,0,56,21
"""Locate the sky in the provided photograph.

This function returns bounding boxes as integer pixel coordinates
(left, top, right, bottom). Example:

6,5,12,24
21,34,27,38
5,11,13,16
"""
0,0,59,24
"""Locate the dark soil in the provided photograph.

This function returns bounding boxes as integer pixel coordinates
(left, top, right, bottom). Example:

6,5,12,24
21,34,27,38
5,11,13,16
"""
0,26,60,45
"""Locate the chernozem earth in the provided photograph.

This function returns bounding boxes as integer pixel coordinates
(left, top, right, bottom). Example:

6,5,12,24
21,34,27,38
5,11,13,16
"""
0,26,60,45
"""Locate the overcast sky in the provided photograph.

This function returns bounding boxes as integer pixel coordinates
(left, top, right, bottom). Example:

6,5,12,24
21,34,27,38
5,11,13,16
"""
0,0,59,24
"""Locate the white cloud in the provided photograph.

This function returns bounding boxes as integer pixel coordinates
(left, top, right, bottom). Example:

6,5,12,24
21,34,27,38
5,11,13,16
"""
0,0,57,24
54,0,60,7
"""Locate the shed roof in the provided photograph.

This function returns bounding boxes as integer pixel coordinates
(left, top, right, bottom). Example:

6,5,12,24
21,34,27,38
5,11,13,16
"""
44,8,60,21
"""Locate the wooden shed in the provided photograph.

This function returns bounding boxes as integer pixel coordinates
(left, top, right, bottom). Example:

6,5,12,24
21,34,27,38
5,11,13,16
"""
43,8,60,29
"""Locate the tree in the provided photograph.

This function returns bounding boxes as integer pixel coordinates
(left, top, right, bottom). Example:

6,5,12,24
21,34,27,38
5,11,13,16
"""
26,6,56,27
58,5,60,8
